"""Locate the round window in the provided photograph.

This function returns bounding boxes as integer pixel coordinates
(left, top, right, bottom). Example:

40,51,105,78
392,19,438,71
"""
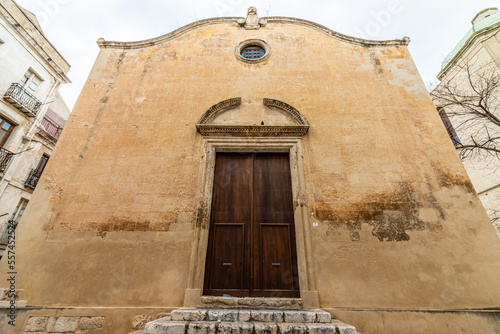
241,46,265,60
235,39,271,63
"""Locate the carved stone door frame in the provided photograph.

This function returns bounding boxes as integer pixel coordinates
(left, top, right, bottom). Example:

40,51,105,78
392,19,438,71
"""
184,137,319,308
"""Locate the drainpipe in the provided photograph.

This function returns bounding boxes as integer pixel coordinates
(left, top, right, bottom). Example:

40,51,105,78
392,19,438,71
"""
0,79,61,200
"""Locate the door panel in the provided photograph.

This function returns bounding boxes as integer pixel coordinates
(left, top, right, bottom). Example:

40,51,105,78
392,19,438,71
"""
210,153,251,225
253,153,294,224
260,224,294,290
204,152,299,297
203,153,251,295
210,224,245,289
252,153,299,297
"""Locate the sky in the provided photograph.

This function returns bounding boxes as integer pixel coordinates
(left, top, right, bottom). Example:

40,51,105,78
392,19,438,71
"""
16,0,498,110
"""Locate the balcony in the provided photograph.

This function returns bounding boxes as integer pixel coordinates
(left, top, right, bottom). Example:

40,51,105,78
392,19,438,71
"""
40,116,63,140
3,83,42,117
0,221,14,246
0,147,14,172
24,168,40,189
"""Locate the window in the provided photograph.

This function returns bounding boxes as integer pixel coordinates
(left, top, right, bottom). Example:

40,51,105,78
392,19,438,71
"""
241,46,265,59
0,116,14,147
235,39,271,63
438,108,461,146
34,154,49,178
11,198,29,225
25,154,49,189
20,69,42,94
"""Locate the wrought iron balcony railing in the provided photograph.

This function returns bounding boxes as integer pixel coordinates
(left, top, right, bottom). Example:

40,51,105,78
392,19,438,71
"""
40,116,63,140
3,83,42,117
0,147,14,172
25,168,41,189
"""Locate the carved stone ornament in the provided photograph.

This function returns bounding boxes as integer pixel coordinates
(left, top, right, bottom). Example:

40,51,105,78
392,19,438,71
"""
237,7,267,30
196,98,309,137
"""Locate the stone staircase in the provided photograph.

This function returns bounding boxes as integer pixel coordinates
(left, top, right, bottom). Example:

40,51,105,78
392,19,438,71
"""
140,307,360,334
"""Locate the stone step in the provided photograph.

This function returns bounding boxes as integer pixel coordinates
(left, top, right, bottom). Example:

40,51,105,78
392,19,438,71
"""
144,318,359,334
200,296,303,309
171,308,332,323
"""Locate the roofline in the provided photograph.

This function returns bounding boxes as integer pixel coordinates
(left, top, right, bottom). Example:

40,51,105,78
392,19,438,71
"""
437,20,500,80
0,1,70,83
12,2,71,71
97,16,410,50
471,7,498,24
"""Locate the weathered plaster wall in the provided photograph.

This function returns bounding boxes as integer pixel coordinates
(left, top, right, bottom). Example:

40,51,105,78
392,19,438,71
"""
1,19,499,333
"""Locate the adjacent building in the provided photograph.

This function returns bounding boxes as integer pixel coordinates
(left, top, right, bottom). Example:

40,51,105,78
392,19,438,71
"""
433,8,500,235
0,0,71,258
1,7,499,334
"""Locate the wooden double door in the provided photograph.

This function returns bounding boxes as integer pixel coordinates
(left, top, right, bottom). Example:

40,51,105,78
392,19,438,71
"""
203,152,300,297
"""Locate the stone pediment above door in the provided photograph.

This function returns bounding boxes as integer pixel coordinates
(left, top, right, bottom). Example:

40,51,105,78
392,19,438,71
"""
196,98,309,137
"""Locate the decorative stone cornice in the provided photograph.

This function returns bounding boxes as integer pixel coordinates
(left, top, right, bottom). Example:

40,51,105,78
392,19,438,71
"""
97,12,410,50
196,97,309,137
263,98,309,125
268,17,410,47
438,21,500,80
197,97,242,124
196,125,309,137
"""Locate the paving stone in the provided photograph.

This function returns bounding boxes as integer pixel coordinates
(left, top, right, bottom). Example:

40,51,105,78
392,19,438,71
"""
332,321,358,334
172,308,207,321
24,317,49,332
144,319,187,334
238,322,254,334
305,323,336,334
284,311,316,323
277,323,306,334
52,317,79,332
134,315,156,330
46,316,57,332
188,321,216,334
314,311,331,323
200,297,238,307
250,310,283,322
155,314,171,320
253,322,277,334
217,321,253,334
200,297,302,309
141,308,357,334
207,309,238,322
79,316,104,330
238,310,251,322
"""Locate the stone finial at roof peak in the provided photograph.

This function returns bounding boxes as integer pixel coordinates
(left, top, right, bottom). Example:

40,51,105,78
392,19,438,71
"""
237,7,267,30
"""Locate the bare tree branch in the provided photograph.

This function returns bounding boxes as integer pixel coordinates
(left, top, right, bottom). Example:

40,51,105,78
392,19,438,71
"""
431,60,500,160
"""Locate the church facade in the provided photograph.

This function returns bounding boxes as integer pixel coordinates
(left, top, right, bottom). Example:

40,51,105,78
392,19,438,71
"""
1,8,500,334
